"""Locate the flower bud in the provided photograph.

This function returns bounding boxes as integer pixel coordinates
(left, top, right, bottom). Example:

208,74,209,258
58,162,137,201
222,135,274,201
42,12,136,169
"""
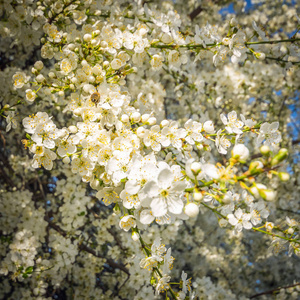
131,232,139,241
68,125,78,133
190,162,201,175
81,60,88,67
203,121,214,133
34,61,44,70
88,75,95,83
260,189,277,201
83,34,92,42
250,183,267,198
36,74,45,82
222,194,231,204
193,191,203,201
136,127,146,138
161,120,169,127
184,203,199,218
91,39,98,46
131,112,141,123
62,156,70,164
103,61,110,68
141,114,150,123
101,41,108,48
121,114,129,123
113,203,121,214
232,144,249,161
271,148,288,166
256,52,266,60
249,161,264,174
278,172,290,182
260,145,270,155
148,117,157,125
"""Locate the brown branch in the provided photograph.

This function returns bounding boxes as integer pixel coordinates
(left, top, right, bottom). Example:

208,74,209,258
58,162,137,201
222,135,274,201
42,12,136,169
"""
292,139,300,145
78,243,130,276
44,215,67,237
107,228,126,251
249,282,300,299
44,215,130,276
189,0,223,20
189,5,204,20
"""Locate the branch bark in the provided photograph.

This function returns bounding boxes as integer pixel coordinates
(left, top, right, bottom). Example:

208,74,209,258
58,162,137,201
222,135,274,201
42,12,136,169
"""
44,216,130,276
249,282,300,298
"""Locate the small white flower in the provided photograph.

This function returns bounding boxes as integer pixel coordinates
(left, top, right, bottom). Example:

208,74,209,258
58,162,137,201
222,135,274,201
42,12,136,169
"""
150,54,164,70
220,111,243,135
215,129,231,154
13,72,27,88
228,208,252,232
257,122,281,149
119,215,136,231
32,148,57,170
203,120,215,133
240,114,256,128
60,58,73,74
184,203,199,218
184,120,203,145
25,89,37,102
168,50,181,68
156,275,171,296
143,167,186,217
232,144,249,160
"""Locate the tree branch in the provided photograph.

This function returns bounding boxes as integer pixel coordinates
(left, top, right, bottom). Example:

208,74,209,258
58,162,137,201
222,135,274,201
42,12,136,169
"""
249,282,300,299
44,215,130,276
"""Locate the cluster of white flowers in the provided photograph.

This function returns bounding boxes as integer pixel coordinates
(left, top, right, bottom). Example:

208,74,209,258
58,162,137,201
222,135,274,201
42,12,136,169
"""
1,0,300,299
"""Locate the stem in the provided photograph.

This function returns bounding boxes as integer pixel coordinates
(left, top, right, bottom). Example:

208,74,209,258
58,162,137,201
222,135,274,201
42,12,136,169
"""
135,228,178,299
245,38,300,45
252,227,300,244
249,282,300,299
149,38,300,50
201,202,300,245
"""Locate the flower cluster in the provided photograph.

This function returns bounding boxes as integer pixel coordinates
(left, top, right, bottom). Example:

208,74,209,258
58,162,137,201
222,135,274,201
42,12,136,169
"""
0,0,300,299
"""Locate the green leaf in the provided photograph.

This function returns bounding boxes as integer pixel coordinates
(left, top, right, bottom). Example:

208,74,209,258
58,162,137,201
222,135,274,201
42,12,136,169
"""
25,266,33,274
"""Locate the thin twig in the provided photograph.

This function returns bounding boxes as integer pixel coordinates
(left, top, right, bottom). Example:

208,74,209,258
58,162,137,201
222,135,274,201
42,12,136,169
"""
249,282,300,299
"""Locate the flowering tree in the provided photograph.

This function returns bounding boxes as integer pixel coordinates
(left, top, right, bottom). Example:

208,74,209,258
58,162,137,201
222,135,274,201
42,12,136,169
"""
1,0,300,299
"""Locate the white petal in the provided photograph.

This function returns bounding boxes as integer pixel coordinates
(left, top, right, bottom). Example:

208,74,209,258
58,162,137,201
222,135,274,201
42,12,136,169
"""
220,114,228,125
125,180,140,195
158,168,174,190
171,181,187,192
139,210,155,224
150,197,167,217
143,181,159,197
203,164,219,179
167,198,183,215
269,122,279,132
